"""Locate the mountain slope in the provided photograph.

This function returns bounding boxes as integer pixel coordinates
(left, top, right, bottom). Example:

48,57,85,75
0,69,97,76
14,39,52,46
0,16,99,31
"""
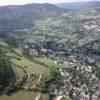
0,3,66,32
0,49,16,94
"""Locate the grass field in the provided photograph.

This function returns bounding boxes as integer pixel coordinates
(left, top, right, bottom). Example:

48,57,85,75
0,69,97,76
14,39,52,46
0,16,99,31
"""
6,48,50,75
35,57,58,68
11,64,25,84
1,47,54,100
11,57,50,76
0,91,49,100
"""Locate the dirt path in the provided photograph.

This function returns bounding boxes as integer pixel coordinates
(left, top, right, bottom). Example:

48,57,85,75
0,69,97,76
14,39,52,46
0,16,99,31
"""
56,96,63,100
35,94,41,100
32,74,42,88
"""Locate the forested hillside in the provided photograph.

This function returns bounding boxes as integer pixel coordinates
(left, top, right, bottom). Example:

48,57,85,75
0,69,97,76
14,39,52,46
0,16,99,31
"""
0,3,66,32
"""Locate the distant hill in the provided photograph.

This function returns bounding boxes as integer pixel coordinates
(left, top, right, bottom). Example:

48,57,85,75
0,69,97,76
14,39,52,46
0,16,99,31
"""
56,1,100,10
0,2,100,49
0,3,66,32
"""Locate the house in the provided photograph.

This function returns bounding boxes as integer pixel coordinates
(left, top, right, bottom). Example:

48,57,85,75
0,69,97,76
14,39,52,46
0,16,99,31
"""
92,94,98,100
87,57,95,64
29,49,38,57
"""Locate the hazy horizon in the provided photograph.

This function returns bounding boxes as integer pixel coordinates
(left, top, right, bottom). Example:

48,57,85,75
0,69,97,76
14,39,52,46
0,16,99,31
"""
0,0,99,6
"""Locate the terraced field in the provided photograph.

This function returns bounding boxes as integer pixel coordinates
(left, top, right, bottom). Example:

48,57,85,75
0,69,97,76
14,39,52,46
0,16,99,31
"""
0,47,56,100
6,48,51,77
35,57,58,68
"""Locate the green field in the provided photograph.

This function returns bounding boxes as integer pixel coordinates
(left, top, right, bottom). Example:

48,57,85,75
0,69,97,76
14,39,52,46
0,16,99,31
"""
11,57,50,76
1,47,56,100
35,57,58,68
26,34,45,41
0,91,49,100
6,48,50,76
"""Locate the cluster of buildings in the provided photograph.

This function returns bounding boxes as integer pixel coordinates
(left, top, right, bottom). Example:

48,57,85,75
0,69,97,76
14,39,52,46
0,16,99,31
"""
54,54,100,100
23,39,69,58
23,39,100,100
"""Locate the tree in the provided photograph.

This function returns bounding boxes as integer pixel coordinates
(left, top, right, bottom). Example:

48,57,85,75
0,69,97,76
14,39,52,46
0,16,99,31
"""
0,49,16,94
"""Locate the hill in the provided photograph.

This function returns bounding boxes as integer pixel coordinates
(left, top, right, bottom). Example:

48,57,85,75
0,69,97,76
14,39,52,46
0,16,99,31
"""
0,49,16,94
0,2,100,100
56,1,100,10
0,3,66,32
